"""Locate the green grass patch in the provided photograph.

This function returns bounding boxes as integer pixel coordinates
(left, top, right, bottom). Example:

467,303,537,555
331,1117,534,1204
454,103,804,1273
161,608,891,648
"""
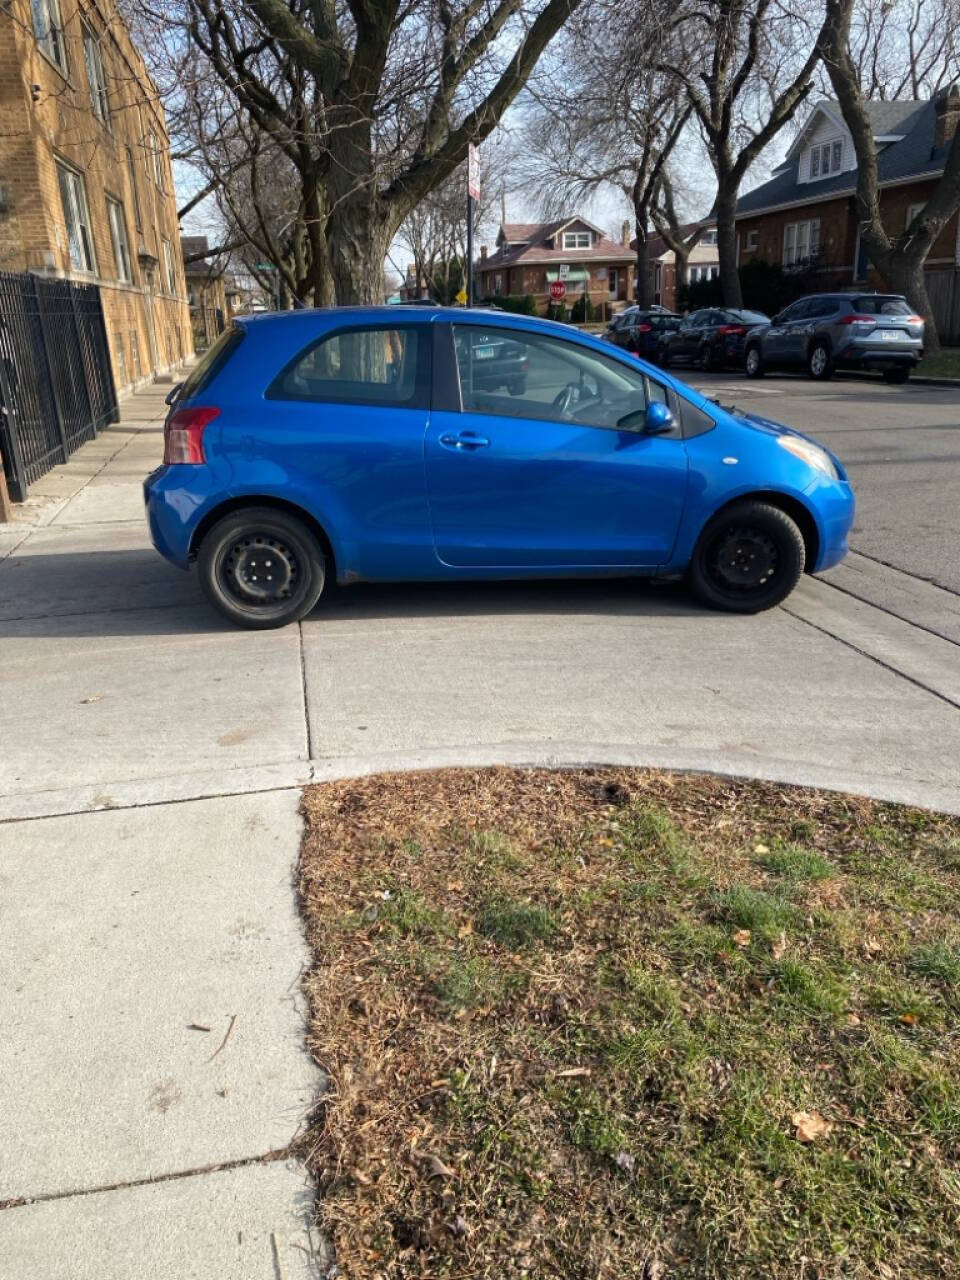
300,767,960,1279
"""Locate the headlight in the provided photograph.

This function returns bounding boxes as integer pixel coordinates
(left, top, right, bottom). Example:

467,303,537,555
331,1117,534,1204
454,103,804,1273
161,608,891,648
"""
777,435,838,480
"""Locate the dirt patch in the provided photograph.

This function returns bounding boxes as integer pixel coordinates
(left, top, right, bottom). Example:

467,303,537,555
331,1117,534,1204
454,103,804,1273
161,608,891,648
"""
299,768,960,1278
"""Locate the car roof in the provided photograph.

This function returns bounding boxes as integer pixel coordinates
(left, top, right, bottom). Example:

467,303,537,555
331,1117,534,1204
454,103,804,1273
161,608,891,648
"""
234,303,580,339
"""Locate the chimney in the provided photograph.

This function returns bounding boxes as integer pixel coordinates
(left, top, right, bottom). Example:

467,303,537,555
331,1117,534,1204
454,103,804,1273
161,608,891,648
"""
621,220,630,246
934,83,960,148
480,244,488,261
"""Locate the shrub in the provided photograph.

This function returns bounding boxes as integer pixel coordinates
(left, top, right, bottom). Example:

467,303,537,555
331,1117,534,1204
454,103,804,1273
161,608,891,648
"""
570,290,594,323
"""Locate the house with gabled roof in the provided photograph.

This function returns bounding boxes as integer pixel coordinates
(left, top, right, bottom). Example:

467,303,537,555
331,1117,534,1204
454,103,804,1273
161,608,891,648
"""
730,86,960,334
474,217,636,309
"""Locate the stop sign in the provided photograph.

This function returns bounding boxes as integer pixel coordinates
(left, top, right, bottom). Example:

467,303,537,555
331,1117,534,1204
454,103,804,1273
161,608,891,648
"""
549,280,566,301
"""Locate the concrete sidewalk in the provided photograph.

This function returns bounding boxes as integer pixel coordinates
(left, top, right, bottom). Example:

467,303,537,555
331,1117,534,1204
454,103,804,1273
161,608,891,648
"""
2,378,960,1277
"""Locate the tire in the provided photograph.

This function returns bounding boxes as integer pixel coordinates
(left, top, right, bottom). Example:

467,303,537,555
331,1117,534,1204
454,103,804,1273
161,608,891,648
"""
807,341,833,380
197,506,327,629
689,500,806,614
697,344,716,371
660,346,672,368
883,367,910,384
744,345,764,378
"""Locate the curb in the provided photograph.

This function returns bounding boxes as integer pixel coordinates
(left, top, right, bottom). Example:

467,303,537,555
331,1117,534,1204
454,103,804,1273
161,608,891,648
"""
909,374,960,387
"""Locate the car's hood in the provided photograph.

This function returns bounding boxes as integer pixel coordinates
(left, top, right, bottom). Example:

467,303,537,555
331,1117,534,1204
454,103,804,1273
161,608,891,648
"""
730,408,843,469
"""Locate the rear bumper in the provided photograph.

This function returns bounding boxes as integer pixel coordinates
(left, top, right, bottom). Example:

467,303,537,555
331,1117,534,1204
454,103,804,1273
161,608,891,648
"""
837,339,921,368
144,466,205,569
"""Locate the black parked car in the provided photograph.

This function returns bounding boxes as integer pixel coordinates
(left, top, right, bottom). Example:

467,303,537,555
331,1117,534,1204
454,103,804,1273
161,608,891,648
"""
742,293,925,382
603,309,682,363
662,307,771,370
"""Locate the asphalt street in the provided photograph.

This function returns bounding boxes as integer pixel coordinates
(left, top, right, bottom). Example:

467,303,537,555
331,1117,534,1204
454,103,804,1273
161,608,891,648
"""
687,369,960,594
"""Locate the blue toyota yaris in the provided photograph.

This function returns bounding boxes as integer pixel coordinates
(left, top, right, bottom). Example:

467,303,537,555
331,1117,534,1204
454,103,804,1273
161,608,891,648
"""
144,307,854,629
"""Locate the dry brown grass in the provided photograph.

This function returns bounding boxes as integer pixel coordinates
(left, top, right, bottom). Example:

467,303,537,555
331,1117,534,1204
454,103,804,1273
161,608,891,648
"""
298,768,960,1279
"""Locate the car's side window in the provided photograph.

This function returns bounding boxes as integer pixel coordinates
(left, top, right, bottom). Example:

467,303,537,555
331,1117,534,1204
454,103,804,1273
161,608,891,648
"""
452,325,652,432
268,325,430,408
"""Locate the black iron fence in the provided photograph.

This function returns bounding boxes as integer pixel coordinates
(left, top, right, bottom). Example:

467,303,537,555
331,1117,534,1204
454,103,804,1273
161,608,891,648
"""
0,271,118,502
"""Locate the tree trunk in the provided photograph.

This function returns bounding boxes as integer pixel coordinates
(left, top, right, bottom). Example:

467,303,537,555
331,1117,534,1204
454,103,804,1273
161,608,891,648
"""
634,216,651,309
715,181,742,308
326,196,391,305
873,249,941,356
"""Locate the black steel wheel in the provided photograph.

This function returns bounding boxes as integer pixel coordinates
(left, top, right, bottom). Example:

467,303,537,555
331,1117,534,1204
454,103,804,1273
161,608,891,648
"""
197,506,326,629
689,500,805,613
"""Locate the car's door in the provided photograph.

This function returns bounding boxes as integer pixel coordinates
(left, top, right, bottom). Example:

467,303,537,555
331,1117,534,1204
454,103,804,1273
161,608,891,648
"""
424,323,689,568
671,310,702,360
780,297,821,363
762,300,803,365
263,321,434,574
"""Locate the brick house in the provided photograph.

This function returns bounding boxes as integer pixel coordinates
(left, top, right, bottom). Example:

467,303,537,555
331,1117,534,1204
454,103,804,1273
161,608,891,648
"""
0,0,192,393
632,225,721,309
182,235,233,350
474,218,636,309
731,88,960,334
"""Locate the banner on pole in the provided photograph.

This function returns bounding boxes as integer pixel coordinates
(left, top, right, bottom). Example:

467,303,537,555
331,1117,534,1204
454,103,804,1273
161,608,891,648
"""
467,144,481,200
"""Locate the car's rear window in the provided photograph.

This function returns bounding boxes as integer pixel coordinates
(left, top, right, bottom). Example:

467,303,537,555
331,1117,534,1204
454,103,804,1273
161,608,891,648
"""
734,310,769,324
852,296,912,315
179,326,245,400
268,325,430,408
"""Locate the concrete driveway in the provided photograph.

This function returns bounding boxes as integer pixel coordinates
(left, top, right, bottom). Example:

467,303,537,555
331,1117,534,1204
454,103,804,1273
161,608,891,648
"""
2,373,959,1276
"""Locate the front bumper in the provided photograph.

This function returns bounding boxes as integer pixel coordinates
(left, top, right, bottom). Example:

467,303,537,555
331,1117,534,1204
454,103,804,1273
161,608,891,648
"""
804,472,855,572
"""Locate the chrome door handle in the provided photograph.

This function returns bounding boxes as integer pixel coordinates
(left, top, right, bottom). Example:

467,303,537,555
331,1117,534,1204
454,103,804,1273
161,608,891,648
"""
438,432,490,451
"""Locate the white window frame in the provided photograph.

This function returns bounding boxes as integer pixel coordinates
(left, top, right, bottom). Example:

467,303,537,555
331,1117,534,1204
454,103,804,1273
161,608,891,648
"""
31,0,67,73
562,231,591,250
810,138,843,181
107,197,132,282
783,218,820,266
148,129,164,189
83,22,110,125
701,229,718,246
745,229,759,251
57,162,97,274
162,238,176,294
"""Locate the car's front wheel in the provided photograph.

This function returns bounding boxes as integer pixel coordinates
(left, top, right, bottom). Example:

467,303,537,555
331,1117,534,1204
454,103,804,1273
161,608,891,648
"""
698,344,716,371
744,345,764,378
689,501,806,613
197,506,326,629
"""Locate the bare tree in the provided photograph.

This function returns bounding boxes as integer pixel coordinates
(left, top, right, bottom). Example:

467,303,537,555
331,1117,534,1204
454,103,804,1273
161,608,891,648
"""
845,0,960,100
520,9,692,308
649,171,704,297
140,0,584,304
822,0,960,352
658,0,831,307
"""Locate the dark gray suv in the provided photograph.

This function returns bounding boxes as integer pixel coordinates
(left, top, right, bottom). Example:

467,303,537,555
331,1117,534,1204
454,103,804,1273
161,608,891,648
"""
743,293,924,383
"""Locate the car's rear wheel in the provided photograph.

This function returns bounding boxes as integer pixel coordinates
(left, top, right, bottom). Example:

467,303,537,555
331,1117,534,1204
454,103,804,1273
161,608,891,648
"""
698,344,716,371
197,506,326,629
689,501,806,613
744,345,764,378
808,341,833,380
883,366,910,384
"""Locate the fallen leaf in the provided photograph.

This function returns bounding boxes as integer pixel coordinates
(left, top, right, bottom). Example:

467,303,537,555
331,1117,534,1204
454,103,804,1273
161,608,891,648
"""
186,1023,211,1032
457,921,474,938
614,1150,636,1173
733,929,752,948
79,695,102,704
846,1012,861,1026
900,1012,918,1025
557,1066,592,1078
771,931,787,960
411,1149,456,1179
754,843,770,854
791,1110,834,1143
863,936,882,954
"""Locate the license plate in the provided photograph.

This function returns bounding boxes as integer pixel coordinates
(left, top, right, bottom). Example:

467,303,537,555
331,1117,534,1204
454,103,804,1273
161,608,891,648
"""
474,346,495,359
881,330,905,341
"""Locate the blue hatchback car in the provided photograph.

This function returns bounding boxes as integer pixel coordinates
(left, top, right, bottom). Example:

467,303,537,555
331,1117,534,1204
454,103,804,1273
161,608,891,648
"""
145,307,854,629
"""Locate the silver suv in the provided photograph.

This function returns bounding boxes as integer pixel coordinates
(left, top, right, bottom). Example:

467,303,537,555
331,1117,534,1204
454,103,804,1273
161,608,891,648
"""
743,293,924,383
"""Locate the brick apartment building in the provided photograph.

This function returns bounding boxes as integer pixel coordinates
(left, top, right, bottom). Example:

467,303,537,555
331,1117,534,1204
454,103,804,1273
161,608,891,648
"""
0,0,192,393
727,88,960,335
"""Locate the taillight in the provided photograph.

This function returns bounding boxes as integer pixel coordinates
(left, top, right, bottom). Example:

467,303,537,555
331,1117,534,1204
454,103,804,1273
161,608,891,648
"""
163,406,219,464
717,324,745,336
837,314,876,326
906,315,923,324
635,323,653,333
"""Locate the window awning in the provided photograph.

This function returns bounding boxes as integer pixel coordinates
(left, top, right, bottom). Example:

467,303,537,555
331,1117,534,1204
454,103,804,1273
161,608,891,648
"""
545,267,591,284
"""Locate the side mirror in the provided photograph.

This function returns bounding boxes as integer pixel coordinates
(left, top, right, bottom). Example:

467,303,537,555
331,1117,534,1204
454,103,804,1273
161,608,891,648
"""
644,401,675,434
165,381,184,406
